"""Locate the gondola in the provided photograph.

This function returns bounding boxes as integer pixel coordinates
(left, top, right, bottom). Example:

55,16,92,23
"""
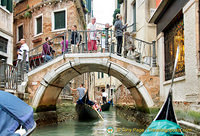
0,90,36,136
76,91,103,121
101,102,110,111
141,46,184,136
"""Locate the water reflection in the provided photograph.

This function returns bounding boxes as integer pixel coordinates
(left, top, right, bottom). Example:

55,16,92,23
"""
33,107,144,136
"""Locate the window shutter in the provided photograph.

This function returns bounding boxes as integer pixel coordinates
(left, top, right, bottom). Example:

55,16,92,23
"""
1,0,7,6
54,11,65,30
86,0,91,13
0,36,8,53
36,16,42,34
7,0,12,12
18,25,23,41
101,72,104,78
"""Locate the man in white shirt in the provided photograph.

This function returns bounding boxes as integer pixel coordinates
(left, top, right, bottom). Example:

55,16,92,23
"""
17,39,29,72
101,88,108,104
87,17,97,52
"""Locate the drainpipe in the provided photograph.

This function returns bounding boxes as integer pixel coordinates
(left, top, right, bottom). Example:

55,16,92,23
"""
124,0,127,24
152,41,157,67
123,0,127,56
199,0,200,67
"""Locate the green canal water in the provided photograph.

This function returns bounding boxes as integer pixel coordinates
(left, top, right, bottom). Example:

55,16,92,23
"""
32,108,145,136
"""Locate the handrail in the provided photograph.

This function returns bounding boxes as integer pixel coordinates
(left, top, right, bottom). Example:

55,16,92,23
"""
14,28,156,72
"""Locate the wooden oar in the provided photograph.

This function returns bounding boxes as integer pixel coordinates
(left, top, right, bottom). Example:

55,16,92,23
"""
93,106,104,121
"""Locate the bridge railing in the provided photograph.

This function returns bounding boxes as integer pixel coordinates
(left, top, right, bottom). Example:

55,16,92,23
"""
26,28,156,71
0,60,17,90
0,51,29,91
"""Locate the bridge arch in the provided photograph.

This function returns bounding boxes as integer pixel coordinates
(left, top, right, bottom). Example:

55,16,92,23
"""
32,57,154,112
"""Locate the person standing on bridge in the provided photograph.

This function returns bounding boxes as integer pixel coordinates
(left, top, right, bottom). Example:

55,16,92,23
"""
87,17,97,53
71,25,81,53
114,14,128,56
17,38,29,72
61,36,68,54
42,37,54,62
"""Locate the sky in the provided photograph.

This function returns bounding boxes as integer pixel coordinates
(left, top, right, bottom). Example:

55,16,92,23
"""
93,0,115,25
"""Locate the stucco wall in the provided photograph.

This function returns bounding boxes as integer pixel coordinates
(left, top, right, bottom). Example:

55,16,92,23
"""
158,0,200,102
0,6,13,64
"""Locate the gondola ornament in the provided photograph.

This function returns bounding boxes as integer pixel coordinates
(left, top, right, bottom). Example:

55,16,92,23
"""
141,46,184,136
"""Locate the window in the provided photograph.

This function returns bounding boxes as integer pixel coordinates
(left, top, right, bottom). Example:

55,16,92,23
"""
36,16,42,35
17,25,23,42
132,2,136,32
1,0,13,12
164,13,185,81
0,36,8,53
98,72,100,79
53,10,66,30
86,0,91,13
101,72,104,78
0,55,7,61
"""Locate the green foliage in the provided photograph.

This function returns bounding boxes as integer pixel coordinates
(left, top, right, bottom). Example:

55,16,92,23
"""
24,11,32,18
27,4,30,9
176,110,200,125
112,8,120,25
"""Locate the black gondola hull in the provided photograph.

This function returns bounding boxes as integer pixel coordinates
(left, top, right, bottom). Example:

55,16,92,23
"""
101,103,110,111
76,104,100,120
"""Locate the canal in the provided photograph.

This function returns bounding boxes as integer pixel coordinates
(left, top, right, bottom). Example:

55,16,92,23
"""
32,107,145,136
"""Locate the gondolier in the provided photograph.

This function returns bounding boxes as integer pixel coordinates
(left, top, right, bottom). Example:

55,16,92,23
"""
70,83,86,103
101,89,108,104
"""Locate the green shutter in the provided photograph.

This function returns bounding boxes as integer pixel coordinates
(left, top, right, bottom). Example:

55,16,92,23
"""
7,0,13,13
1,0,7,6
86,0,91,13
18,25,23,41
1,0,13,12
117,0,120,8
101,72,104,78
54,11,65,30
37,16,42,34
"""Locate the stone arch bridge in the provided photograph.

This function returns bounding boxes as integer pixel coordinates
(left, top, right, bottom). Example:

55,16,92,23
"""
27,53,159,112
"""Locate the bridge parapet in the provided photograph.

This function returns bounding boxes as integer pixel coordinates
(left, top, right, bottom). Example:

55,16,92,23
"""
26,29,156,72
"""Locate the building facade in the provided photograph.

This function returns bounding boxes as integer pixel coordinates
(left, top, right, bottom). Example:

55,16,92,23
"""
150,0,200,105
0,0,13,65
117,0,156,42
13,0,87,60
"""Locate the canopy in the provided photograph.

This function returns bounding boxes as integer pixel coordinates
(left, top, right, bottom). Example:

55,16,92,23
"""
141,120,184,136
0,90,35,136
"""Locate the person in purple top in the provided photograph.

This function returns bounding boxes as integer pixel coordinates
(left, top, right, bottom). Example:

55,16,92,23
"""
61,36,68,54
42,37,53,62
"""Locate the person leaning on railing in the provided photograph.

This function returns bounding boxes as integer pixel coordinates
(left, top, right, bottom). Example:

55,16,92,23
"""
71,25,81,53
42,37,54,62
61,36,68,54
17,39,29,73
114,14,128,56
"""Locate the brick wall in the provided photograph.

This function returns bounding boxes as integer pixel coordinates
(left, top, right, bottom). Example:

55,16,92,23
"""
13,0,86,60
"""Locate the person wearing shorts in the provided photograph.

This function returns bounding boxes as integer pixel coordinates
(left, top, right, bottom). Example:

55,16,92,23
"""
87,17,97,52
